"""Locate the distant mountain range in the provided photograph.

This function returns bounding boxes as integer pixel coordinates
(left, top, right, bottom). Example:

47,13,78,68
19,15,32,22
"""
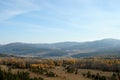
0,38,120,58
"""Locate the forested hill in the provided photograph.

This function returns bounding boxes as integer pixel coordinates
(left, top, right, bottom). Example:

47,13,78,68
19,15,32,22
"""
0,38,120,58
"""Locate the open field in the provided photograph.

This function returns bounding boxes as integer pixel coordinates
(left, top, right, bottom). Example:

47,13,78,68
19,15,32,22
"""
0,57,120,80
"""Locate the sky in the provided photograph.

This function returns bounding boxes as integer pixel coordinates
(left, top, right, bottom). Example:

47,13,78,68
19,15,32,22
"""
0,0,120,44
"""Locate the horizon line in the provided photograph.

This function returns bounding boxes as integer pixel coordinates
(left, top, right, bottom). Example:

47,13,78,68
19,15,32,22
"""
0,38,119,45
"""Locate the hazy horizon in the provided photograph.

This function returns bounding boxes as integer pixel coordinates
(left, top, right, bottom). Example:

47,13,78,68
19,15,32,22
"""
0,38,119,45
0,0,120,44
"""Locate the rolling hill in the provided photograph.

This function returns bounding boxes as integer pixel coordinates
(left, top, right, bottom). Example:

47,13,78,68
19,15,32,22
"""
0,38,120,58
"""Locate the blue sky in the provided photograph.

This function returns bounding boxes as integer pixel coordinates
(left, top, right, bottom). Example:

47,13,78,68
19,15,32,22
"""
0,0,120,44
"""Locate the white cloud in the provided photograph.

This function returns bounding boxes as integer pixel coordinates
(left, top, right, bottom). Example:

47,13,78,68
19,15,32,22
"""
0,0,40,21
